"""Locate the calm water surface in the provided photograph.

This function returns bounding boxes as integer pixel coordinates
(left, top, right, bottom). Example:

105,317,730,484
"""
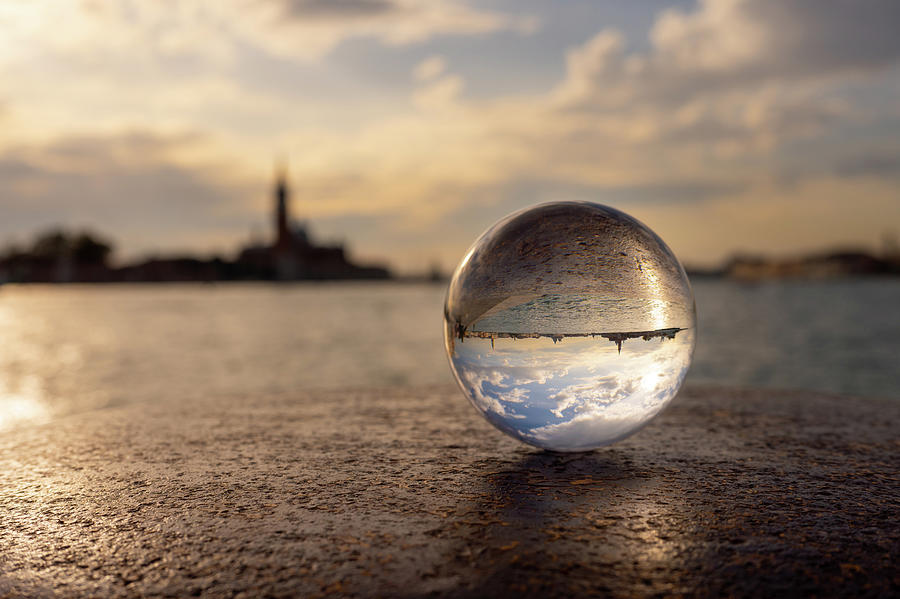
0,279,897,430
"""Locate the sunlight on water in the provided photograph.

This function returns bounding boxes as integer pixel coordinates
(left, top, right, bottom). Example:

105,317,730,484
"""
0,278,896,434
0,283,452,431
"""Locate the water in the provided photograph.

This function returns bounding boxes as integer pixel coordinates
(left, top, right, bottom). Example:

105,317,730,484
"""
0,283,446,431
0,279,898,432
689,278,900,398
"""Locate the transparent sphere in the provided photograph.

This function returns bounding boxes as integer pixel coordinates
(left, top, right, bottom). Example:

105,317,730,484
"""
444,202,696,452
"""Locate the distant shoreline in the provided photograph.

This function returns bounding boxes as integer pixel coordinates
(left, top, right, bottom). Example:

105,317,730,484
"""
686,249,900,281
3,225,898,284
0,278,448,288
4,276,900,288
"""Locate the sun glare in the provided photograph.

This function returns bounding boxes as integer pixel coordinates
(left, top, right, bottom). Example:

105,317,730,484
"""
0,387,49,431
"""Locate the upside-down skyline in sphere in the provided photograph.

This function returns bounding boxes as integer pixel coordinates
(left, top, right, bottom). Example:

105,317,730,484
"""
0,0,899,273
444,202,696,451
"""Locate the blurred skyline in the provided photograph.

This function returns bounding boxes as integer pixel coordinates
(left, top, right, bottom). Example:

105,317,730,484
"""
1,0,899,273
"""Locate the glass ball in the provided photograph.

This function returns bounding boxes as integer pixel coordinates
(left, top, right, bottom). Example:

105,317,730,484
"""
444,202,696,451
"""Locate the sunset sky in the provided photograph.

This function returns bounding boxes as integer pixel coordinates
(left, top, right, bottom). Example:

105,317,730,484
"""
1,0,898,273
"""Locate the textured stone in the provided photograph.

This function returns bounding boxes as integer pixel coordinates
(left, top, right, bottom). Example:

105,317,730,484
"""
0,385,897,598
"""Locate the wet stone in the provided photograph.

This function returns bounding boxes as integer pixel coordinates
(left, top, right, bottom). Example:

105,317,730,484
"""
0,384,898,598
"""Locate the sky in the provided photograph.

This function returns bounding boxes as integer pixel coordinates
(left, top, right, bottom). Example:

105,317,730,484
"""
1,0,899,273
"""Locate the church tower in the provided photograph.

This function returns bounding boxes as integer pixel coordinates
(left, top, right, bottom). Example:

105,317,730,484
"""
275,163,290,249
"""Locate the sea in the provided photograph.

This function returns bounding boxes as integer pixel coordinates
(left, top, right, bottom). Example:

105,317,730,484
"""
0,279,897,431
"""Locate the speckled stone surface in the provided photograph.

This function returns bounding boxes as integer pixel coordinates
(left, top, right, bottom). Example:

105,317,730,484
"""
1,385,898,598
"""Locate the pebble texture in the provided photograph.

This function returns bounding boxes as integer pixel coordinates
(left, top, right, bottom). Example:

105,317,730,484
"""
1,384,898,598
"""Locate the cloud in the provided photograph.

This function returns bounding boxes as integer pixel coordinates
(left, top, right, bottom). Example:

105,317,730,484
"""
834,152,900,179
523,403,652,452
413,56,447,81
548,375,641,418
231,0,537,61
449,333,693,451
554,0,900,149
277,0,400,20
204,1,900,270
0,1,536,69
0,131,258,258
1,0,898,271
523,363,691,451
286,1,899,251
652,0,900,77
636,176,900,264
0,158,37,181
412,74,465,111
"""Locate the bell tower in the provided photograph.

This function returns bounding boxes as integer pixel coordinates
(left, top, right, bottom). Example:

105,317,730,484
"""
275,163,290,249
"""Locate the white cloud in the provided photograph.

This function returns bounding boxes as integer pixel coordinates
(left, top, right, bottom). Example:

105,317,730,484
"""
412,74,465,111
652,0,900,77
448,332,694,451
548,374,640,418
0,0,536,71
215,0,536,62
413,56,447,82
554,0,900,150
523,405,651,452
1,0,899,270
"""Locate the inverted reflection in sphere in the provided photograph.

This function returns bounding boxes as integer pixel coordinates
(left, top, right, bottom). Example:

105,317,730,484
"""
444,202,696,451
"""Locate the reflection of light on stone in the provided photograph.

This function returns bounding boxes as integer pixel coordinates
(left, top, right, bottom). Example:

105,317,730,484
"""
0,304,48,430
627,497,683,567
0,387,49,431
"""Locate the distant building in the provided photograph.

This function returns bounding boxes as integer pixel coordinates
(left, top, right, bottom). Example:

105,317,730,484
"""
236,166,390,281
0,166,390,283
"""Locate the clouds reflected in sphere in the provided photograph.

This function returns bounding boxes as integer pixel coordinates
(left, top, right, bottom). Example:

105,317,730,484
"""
444,202,696,451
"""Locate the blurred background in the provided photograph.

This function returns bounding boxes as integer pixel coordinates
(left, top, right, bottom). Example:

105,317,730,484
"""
1,0,898,430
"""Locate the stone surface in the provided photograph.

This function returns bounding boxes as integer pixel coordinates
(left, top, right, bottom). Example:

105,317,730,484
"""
1,384,898,598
